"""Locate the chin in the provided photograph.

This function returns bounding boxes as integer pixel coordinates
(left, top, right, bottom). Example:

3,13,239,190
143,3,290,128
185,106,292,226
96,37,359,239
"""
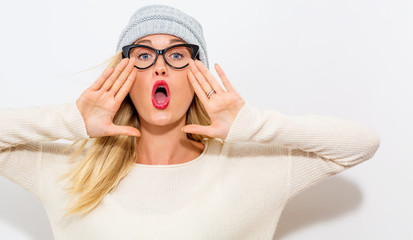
150,114,174,125
147,109,185,127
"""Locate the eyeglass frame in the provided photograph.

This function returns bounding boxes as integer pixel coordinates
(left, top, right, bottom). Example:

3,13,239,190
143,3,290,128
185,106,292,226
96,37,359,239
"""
122,43,200,70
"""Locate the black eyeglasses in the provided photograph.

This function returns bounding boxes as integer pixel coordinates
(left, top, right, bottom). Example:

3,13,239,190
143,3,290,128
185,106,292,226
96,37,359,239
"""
122,43,199,70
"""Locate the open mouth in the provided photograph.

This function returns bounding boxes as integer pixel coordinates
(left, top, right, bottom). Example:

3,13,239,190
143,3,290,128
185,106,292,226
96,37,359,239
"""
152,80,170,109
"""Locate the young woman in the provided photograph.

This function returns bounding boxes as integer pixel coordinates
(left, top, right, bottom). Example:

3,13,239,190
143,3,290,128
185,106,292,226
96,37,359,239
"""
0,4,380,240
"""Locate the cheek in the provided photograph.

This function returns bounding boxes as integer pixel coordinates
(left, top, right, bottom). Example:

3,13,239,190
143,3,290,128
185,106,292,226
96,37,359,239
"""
174,72,195,102
128,72,150,110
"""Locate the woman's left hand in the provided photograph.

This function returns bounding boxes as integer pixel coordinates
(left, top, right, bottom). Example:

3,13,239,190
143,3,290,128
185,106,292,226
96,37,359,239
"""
182,60,245,140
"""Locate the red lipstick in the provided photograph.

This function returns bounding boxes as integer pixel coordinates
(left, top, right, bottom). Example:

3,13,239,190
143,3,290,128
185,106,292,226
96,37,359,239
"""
152,80,170,109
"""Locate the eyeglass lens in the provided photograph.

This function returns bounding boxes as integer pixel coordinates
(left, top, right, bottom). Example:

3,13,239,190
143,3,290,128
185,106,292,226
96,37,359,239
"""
129,46,194,69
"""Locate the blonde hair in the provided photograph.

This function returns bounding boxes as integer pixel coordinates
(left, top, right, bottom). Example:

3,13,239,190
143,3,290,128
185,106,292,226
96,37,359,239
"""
59,52,212,217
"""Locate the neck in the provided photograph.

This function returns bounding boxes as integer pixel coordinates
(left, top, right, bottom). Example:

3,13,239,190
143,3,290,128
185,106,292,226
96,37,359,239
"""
135,116,202,165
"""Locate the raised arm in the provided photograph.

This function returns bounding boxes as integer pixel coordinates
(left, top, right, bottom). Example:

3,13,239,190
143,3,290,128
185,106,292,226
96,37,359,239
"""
224,103,380,166
224,103,381,199
0,103,90,150
0,102,90,199
181,58,379,163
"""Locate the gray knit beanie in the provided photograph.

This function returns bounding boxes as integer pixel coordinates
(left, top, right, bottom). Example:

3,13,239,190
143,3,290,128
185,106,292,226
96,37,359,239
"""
116,4,209,69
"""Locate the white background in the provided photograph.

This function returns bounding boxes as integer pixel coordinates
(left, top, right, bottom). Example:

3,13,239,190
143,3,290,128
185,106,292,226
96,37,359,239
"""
0,0,412,239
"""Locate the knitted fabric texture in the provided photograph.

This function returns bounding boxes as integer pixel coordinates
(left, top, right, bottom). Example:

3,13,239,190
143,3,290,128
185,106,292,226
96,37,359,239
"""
116,4,209,69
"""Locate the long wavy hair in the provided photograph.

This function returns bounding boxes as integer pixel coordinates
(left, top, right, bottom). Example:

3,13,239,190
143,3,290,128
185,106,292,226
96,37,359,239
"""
59,51,212,217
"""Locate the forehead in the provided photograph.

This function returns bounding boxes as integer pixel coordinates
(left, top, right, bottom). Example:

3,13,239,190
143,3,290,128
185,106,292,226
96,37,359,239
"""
133,34,187,46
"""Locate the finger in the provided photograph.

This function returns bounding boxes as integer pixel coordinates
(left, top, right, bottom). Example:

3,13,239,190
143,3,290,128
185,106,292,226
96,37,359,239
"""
107,58,135,94
182,124,214,137
101,58,129,91
89,66,114,91
115,68,137,102
109,124,141,137
214,63,236,93
189,60,215,94
194,60,225,94
188,70,209,103
110,58,136,95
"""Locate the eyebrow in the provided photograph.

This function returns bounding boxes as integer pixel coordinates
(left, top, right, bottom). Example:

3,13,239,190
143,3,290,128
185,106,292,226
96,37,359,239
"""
134,38,187,45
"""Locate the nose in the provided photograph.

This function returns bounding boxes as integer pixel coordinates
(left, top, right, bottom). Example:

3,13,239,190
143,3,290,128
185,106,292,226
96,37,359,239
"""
153,55,168,76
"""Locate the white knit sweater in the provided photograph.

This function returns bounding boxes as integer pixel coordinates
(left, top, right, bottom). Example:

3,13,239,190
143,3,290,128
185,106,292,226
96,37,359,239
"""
0,102,380,240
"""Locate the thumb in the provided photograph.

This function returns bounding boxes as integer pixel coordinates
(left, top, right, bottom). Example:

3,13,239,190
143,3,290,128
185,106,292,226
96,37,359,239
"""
110,124,141,137
182,124,211,136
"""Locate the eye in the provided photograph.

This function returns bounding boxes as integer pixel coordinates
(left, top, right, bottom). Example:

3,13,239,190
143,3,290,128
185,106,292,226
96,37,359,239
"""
138,53,151,60
170,52,183,60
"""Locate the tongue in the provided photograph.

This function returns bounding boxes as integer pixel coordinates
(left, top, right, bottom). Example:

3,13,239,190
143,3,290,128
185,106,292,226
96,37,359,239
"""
155,92,167,104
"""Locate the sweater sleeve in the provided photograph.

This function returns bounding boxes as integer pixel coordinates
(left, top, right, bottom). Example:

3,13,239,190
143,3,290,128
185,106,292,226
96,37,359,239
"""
0,102,90,199
223,102,381,200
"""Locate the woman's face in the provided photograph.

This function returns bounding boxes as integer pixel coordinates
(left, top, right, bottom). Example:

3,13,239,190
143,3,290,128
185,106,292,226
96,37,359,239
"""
128,34,195,127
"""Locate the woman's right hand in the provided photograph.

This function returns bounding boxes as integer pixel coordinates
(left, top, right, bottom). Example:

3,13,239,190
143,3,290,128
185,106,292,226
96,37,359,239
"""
76,58,141,138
